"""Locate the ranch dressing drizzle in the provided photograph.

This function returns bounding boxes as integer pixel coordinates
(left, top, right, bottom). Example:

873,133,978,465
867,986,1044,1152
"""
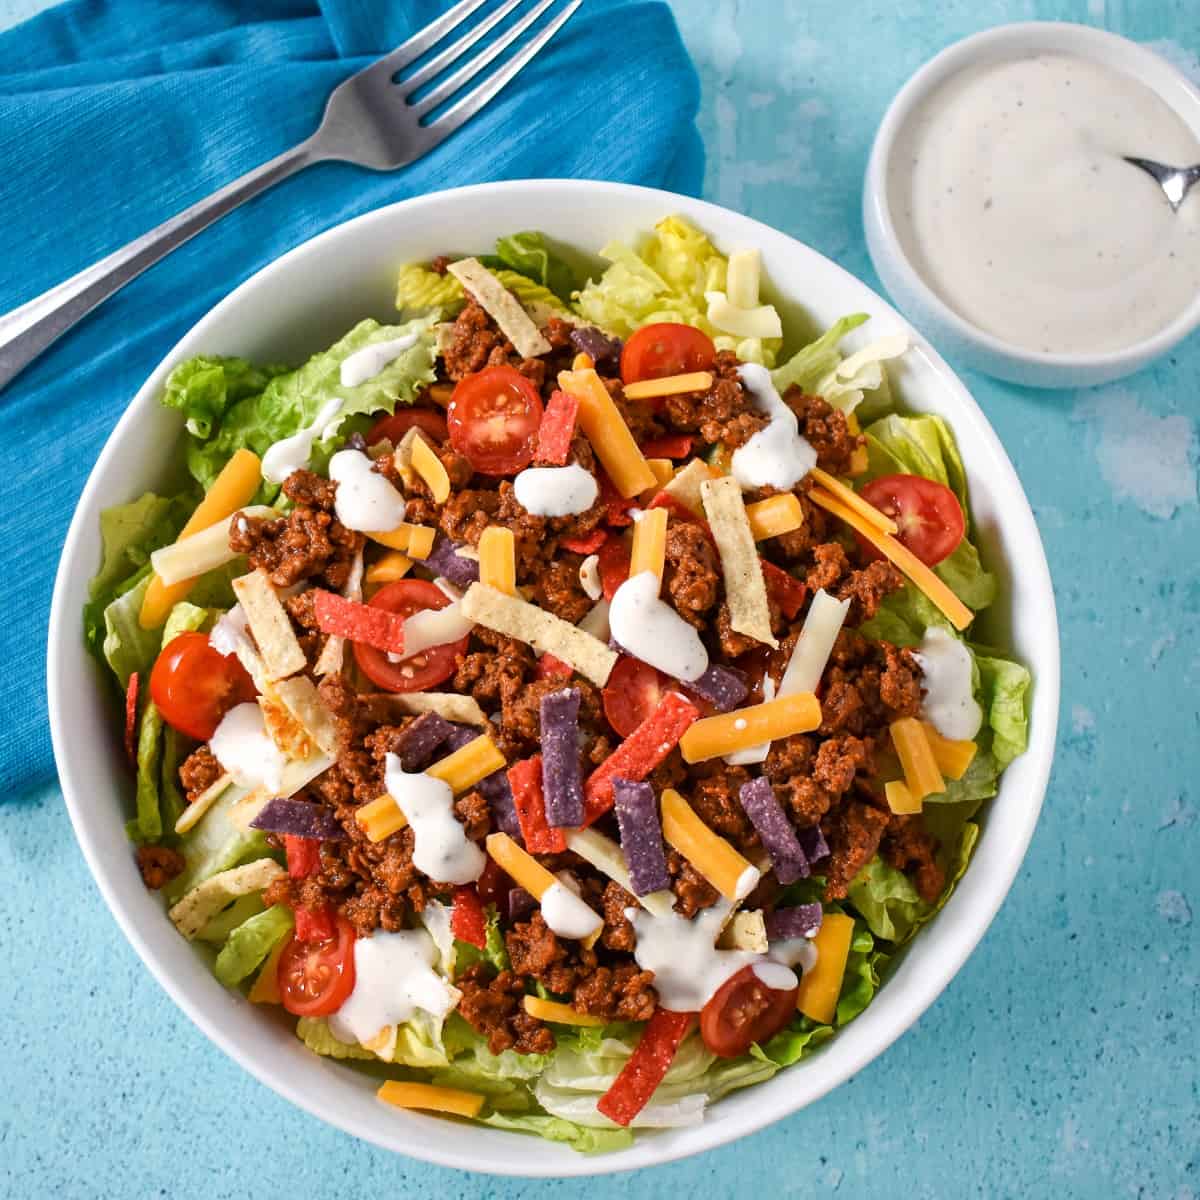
384,754,485,885
888,52,1200,354
338,332,420,388
627,899,762,1010
261,397,344,485
913,627,983,741
328,928,458,1046
540,881,603,940
513,463,599,517
609,570,709,682
209,702,286,794
328,448,407,533
731,364,817,491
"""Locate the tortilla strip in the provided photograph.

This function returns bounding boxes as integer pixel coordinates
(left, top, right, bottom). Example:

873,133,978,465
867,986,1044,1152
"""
270,676,342,759
232,569,308,680
446,257,552,359
385,691,489,728
314,550,364,677
168,859,285,940
701,475,778,648
717,909,769,952
661,459,718,516
460,583,617,687
227,752,335,831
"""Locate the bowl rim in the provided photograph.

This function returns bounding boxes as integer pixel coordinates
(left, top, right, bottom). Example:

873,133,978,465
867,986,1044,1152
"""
865,20,1200,370
47,177,1060,1175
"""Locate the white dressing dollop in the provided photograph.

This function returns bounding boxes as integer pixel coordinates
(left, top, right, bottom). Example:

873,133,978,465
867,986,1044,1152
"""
384,753,484,885
513,463,599,517
730,363,817,491
208,603,249,658
578,553,602,601
328,928,458,1045
210,702,286,794
768,936,819,976
329,448,407,533
609,570,709,682
338,332,420,388
627,900,762,1011
261,397,344,485
540,881,603,940
752,960,799,991
914,626,983,741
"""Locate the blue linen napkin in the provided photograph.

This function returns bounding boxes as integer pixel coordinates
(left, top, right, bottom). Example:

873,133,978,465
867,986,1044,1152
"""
0,0,704,795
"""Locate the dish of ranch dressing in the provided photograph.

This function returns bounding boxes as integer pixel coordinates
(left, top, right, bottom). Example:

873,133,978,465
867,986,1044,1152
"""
887,52,1200,354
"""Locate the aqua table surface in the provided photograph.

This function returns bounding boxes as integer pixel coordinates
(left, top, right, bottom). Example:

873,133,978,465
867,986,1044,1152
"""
3,2,1197,1197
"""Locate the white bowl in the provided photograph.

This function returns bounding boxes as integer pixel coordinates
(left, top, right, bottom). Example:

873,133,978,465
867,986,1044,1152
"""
864,22,1200,389
47,179,1060,1175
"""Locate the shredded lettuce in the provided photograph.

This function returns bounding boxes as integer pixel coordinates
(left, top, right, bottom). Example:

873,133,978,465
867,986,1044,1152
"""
162,355,289,440
395,265,566,319
453,905,510,975
769,313,869,395
163,782,271,903
572,215,781,366
480,1112,633,1155
485,231,577,303
214,904,294,988
196,892,264,944
167,317,438,493
296,1017,378,1061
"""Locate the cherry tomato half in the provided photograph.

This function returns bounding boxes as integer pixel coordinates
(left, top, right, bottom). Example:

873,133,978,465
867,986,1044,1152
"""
602,656,669,738
367,407,448,446
700,964,799,1058
277,913,357,1017
353,579,468,693
447,365,543,475
149,631,257,741
856,473,965,567
620,323,716,384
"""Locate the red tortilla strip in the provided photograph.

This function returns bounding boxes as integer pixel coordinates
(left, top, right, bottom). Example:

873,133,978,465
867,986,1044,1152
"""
451,886,488,949
559,528,608,555
596,1008,694,1126
535,389,579,465
597,537,631,601
536,653,575,681
759,559,807,620
508,755,566,853
284,834,321,880
312,589,405,656
597,470,635,526
639,434,693,459
583,692,700,825
124,672,139,766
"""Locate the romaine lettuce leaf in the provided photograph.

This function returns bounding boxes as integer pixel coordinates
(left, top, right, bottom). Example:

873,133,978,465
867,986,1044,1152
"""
769,313,869,396
196,892,264,944
487,231,577,303
100,574,160,688
453,905,509,975
863,412,968,510
572,216,781,366
975,654,1031,767
169,317,438,493
753,1017,833,1067
162,355,289,439
163,782,270,903
214,904,293,987
296,1017,378,1061
395,265,567,319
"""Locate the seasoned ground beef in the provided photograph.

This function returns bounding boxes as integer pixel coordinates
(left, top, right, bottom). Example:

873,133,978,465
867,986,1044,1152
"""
883,814,945,903
687,762,757,852
532,557,594,624
230,469,363,590
457,964,556,1056
669,849,719,917
136,845,185,889
664,521,721,628
573,964,658,1022
600,880,638,952
442,297,516,382
785,389,863,476
823,800,891,900
659,351,768,449
179,743,223,802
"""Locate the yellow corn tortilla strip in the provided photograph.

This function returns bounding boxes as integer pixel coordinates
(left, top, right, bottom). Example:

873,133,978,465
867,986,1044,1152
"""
701,475,778,648
661,459,719,516
270,676,342,759
717,909,768,952
384,691,489,728
446,257,552,359
460,582,617,687
232,569,307,681
168,858,285,940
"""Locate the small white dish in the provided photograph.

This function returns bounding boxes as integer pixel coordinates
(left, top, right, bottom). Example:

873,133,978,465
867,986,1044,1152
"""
864,22,1200,389
47,178,1060,1174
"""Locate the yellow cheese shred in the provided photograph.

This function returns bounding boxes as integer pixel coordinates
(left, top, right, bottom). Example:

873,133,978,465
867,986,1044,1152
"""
486,832,557,900
796,911,855,1024
660,788,760,902
629,507,668,587
478,525,516,595
884,778,922,815
364,551,413,585
808,487,973,630
377,1081,485,1118
522,996,606,1027
355,794,408,843
890,717,945,800
621,370,714,401
426,734,506,795
411,434,451,503
921,721,978,780
745,493,805,540
808,467,898,534
679,692,821,763
559,367,657,498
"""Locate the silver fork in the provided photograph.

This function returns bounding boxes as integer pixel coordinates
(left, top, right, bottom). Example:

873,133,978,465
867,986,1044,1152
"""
0,0,580,394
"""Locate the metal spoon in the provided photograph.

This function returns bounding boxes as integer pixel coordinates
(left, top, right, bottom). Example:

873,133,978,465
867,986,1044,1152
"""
1123,156,1200,212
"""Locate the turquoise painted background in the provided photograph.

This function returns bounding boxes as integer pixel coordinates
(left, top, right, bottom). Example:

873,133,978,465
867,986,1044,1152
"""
3,1,1197,1196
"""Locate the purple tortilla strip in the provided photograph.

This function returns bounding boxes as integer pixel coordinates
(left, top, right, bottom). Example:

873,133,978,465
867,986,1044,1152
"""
507,886,537,923
396,711,455,772
612,778,671,896
539,688,584,827
478,767,522,840
738,776,808,884
764,904,824,942
250,797,345,841
434,723,479,758
424,534,480,588
686,663,748,712
799,825,830,866
569,326,622,365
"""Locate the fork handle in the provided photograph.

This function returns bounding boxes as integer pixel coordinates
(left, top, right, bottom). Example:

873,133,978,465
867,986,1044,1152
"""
0,139,318,394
